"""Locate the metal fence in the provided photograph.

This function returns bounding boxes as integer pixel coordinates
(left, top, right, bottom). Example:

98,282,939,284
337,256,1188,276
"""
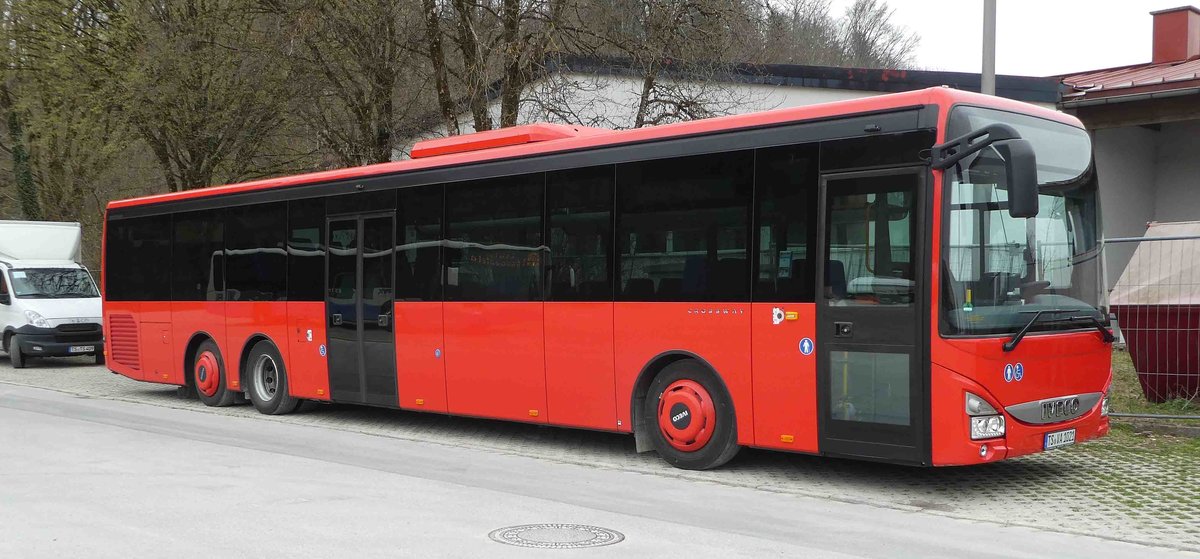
1106,231,1200,409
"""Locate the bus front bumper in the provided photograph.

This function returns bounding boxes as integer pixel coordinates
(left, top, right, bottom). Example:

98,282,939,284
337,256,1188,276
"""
998,403,1108,460
977,402,1110,462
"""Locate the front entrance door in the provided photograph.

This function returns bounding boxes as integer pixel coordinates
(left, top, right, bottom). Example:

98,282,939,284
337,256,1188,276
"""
816,168,927,464
326,214,397,406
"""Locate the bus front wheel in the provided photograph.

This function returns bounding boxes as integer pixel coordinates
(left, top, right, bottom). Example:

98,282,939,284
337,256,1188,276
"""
645,360,740,470
193,339,236,407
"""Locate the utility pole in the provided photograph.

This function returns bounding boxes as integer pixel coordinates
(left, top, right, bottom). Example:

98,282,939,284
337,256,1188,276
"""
982,0,997,95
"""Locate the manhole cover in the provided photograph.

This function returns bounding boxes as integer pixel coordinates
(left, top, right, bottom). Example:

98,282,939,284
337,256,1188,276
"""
488,524,624,549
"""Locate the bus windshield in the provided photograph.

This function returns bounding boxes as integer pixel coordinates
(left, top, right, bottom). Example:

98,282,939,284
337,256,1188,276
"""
9,268,99,299
941,107,1103,336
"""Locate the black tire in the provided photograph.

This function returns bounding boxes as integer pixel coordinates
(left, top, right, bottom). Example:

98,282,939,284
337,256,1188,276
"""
644,359,740,470
95,351,106,366
10,336,26,369
245,340,299,415
193,339,236,407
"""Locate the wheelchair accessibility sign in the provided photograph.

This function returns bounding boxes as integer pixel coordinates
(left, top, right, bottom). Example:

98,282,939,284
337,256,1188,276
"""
1004,363,1024,383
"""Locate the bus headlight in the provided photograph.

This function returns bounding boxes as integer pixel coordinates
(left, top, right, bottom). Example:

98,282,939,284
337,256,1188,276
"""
1101,394,1110,417
970,415,1006,440
966,392,1005,440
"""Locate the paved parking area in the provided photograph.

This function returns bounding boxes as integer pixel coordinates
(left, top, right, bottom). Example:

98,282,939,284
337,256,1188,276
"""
3,356,1199,553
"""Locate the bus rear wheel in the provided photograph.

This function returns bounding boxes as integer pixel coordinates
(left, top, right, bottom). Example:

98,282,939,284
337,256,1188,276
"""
193,339,235,407
246,340,299,415
645,360,740,470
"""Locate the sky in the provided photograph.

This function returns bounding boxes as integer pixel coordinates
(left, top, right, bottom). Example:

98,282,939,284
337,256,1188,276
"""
828,0,1185,76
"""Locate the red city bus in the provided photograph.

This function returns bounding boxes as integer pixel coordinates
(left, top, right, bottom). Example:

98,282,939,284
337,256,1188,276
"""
102,87,1112,469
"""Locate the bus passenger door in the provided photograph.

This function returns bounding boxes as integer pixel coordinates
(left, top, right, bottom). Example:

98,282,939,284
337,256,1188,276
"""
325,214,398,406
816,168,927,464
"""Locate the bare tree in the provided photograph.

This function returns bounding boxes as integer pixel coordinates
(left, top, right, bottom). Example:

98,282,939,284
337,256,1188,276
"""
758,0,843,65
423,0,461,135
837,0,918,68
538,0,762,129
266,0,434,167
122,1,295,192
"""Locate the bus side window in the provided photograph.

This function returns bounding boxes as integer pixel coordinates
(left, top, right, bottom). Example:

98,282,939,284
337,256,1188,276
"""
754,143,818,303
172,210,225,302
546,166,613,301
105,215,172,302
616,150,752,302
288,197,326,302
396,185,443,302
225,202,287,302
445,173,544,302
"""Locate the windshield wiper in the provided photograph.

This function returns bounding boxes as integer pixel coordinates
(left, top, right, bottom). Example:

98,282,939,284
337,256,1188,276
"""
1066,314,1115,344
1003,309,1074,352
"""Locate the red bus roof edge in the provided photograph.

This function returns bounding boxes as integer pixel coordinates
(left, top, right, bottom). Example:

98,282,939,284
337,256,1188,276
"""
108,88,1072,211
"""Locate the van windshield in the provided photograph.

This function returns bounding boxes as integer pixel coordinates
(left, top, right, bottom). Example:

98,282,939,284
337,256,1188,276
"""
8,268,99,299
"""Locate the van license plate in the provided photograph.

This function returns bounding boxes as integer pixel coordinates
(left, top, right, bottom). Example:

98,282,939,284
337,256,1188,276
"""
1044,429,1076,450
69,345,94,353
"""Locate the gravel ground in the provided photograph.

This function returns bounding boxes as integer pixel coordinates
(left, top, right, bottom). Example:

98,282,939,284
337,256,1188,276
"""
3,355,1199,553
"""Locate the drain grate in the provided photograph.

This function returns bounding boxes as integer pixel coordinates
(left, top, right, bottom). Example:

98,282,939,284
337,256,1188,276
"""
488,524,624,549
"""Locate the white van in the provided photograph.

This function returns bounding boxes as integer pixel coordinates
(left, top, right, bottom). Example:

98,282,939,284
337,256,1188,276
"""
0,221,104,368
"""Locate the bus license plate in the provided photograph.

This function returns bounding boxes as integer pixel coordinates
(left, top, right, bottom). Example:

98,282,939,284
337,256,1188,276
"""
1044,429,1076,450
69,345,95,354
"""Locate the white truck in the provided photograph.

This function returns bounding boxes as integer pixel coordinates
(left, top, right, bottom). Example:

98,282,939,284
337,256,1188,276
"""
0,221,104,368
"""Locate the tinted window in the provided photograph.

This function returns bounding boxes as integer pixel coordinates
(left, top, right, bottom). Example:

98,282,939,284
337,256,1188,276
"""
105,214,171,301
617,151,752,301
754,144,818,302
445,174,543,301
396,185,443,301
547,166,613,301
172,210,224,301
287,198,325,301
225,202,287,301
821,131,935,171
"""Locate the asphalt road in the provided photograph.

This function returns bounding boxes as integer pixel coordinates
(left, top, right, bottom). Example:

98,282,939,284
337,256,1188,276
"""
0,382,1189,558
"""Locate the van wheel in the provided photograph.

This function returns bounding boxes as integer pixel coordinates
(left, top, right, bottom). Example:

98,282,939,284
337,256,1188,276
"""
193,339,235,407
645,360,740,470
245,340,299,415
10,336,26,369
95,351,106,366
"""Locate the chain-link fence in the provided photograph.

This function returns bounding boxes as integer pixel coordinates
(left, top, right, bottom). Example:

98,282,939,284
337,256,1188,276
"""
1107,224,1200,406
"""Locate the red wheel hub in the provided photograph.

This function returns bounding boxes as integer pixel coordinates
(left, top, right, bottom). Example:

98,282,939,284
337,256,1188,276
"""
195,350,220,397
657,379,716,452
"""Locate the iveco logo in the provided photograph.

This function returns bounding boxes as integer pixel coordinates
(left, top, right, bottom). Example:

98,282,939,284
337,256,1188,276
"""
1041,397,1081,421
672,410,689,423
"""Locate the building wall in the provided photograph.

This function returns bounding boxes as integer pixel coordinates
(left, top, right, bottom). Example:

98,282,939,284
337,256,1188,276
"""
1093,120,1200,292
1093,126,1159,289
1151,120,1200,223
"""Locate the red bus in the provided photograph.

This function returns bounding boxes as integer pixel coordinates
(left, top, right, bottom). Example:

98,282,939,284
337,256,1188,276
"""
102,87,1111,469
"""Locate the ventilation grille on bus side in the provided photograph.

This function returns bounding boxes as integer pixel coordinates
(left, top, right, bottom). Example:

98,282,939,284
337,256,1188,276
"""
108,314,140,371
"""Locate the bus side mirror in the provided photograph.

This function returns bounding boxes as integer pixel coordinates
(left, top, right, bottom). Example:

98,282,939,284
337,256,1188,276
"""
995,138,1038,218
0,292,8,305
